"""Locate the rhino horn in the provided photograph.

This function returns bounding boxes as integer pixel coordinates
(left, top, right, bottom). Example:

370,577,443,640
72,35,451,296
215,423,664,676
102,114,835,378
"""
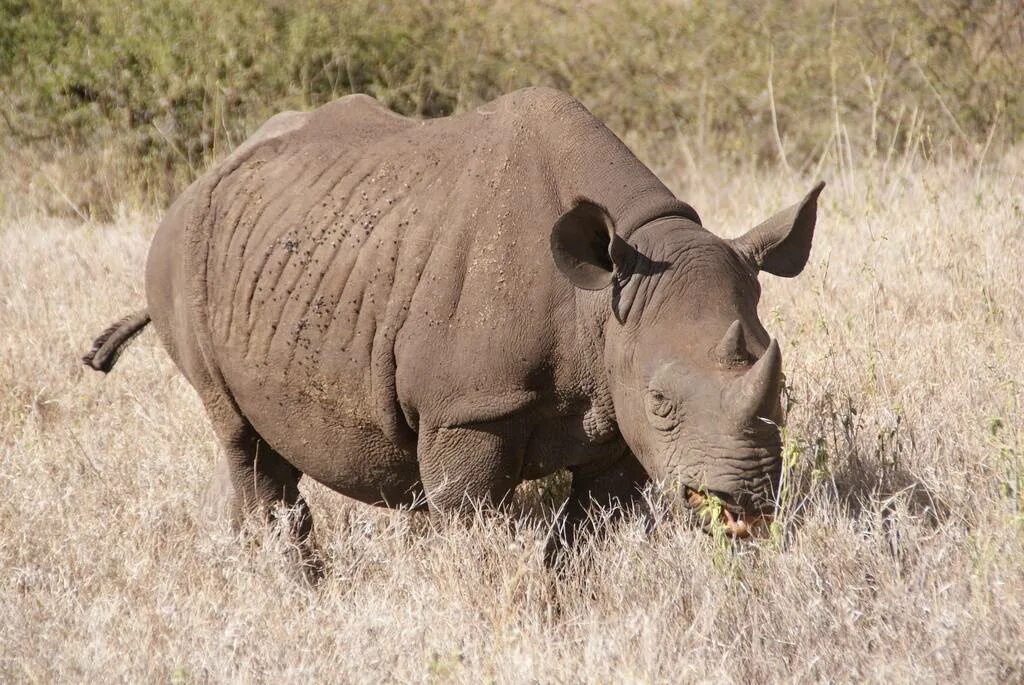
733,339,783,420
715,320,747,363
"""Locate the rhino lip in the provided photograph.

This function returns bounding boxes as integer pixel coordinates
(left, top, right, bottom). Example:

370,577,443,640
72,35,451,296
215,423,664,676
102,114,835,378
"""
684,488,773,539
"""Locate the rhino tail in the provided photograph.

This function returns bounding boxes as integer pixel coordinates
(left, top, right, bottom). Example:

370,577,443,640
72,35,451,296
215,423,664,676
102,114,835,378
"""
82,308,152,373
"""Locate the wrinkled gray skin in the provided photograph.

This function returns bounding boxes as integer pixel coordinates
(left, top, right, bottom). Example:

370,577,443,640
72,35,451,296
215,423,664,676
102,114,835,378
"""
84,88,823,565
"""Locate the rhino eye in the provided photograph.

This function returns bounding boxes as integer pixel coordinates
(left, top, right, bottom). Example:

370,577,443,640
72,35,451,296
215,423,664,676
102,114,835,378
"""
645,389,675,421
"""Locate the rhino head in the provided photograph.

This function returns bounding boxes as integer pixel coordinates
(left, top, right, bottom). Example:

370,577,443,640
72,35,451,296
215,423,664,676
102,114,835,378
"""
551,182,825,537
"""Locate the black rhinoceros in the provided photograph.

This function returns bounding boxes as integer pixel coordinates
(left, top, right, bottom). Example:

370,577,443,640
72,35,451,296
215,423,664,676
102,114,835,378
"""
84,87,823,562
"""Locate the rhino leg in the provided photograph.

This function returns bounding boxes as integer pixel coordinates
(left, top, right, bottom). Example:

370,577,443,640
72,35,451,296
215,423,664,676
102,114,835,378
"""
416,419,525,514
208,412,320,580
199,456,235,526
545,450,650,568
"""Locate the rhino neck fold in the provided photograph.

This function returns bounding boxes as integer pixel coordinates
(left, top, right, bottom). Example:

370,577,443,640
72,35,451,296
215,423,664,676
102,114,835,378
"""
497,89,706,443
571,286,620,443
520,90,701,235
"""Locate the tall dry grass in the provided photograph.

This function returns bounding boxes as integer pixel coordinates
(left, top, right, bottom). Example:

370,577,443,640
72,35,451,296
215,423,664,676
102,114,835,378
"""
1,135,1021,681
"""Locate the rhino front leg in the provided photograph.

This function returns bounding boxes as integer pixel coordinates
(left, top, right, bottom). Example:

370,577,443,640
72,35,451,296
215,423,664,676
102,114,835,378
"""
416,419,525,514
545,450,650,568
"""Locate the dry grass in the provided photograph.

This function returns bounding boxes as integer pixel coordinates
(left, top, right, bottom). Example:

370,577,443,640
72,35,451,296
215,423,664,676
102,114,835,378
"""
1,148,1022,682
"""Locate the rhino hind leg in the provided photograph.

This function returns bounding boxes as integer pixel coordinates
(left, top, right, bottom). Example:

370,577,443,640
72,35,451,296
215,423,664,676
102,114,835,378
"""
207,409,321,581
199,456,235,527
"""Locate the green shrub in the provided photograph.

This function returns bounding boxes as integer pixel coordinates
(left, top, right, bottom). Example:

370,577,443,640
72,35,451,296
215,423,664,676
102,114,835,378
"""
2,0,1021,218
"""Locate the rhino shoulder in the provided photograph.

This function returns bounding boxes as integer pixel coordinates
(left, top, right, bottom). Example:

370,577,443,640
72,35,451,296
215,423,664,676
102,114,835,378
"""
223,110,311,166
494,86,587,120
250,110,310,141
501,86,580,108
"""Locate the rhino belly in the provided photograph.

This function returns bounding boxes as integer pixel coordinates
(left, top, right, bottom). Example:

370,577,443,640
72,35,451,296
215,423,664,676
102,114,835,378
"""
218,354,423,508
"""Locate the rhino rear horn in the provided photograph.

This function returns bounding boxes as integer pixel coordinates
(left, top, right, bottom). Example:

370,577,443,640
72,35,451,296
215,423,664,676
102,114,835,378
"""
715,320,747,363
733,339,783,420
730,181,825,277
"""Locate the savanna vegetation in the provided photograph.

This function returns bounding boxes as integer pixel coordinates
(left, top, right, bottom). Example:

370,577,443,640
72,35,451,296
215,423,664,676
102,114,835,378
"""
1,1,1022,682
2,0,1021,216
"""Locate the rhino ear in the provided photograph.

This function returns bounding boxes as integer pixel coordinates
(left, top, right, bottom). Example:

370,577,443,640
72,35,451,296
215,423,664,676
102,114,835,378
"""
730,181,825,278
550,200,629,290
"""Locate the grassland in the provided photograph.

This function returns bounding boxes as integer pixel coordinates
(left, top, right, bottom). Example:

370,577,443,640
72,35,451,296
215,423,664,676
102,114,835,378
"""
2,1,1023,682
2,144,1022,680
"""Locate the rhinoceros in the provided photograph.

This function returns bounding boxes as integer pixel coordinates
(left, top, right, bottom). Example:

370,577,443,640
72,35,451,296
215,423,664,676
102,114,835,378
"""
84,87,823,561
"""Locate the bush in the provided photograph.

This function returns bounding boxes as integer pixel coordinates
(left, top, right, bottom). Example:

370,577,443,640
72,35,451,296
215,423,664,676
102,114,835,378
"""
2,0,1021,218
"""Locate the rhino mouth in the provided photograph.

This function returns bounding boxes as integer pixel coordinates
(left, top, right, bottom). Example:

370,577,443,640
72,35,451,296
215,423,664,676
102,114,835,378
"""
684,487,774,539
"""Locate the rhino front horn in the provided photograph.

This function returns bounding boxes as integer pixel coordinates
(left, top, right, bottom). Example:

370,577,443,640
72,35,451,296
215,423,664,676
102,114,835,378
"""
734,339,783,420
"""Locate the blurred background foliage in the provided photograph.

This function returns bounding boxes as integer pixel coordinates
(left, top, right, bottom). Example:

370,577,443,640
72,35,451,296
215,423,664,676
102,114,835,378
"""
1,0,1021,219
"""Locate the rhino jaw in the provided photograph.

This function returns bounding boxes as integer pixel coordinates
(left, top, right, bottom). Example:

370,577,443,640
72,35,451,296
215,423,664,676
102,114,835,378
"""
685,487,774,539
